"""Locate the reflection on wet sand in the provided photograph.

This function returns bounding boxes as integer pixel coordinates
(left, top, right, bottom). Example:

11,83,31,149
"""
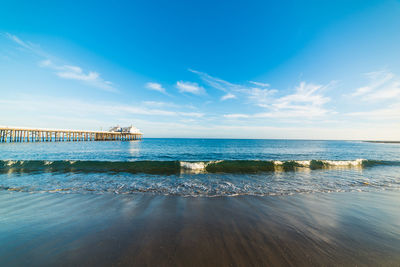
1,191,400,266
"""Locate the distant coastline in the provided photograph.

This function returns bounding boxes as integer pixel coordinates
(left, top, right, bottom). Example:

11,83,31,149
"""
364,141,400,144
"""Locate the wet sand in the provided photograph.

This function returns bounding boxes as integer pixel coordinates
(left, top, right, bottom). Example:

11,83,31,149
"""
1,191,400,266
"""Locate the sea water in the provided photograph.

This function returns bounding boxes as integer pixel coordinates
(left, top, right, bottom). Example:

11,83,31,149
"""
0,139,399,196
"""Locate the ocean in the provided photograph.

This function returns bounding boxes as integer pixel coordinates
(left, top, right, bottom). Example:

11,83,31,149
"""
1,139,400,265
1,138,400,196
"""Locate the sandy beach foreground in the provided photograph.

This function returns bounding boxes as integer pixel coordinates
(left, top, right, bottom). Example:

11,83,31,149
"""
1,190,400,266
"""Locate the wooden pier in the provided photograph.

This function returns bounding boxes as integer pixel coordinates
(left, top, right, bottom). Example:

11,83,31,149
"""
0,127,142,143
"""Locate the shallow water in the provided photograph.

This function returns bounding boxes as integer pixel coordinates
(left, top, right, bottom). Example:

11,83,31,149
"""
1,138,400,161
0,139,399,196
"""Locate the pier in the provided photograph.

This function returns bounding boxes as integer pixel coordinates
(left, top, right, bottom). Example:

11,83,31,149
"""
0,127,143,143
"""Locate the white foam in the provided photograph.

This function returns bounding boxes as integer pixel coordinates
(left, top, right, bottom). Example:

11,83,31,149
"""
6,160,16,166
295,160,311,167
180,161,207,170
274,160,311,166
321,159,365,166
274,159,365,167
180,160,225,174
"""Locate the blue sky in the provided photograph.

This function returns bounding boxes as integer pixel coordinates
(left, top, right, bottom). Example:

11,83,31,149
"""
1,0,400,139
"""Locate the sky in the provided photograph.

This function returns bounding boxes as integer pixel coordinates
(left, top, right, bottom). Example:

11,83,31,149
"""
1,0,400,139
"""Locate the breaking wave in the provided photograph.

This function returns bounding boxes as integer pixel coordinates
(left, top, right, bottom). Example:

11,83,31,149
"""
0,159,397,175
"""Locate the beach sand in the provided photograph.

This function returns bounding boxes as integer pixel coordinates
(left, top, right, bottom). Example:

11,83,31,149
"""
1,191,400,266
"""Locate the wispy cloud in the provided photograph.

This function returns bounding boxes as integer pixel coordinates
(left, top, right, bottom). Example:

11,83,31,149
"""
223,114,249,118
189,70,332,119
351,70,400,101
176,81,205,95
39,60,116,92
348,103,400,120
245,87,277,107
146,82,167,94
142,101,198,112
271,82,330,113
4,33,43,55
0,95,204,119
57,66,100,81
189,69,277,104
189,69,241,92
249,81,270,87
5,33,116,92
221,93,236,101
142,101,178,108
224,81,332,119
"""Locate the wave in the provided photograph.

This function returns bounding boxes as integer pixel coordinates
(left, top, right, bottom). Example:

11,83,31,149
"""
0,159,397,175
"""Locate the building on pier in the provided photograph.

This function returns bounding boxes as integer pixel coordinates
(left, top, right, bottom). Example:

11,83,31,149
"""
109,125,142,134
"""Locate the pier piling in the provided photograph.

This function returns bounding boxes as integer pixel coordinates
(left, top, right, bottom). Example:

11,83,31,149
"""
0,127,143,143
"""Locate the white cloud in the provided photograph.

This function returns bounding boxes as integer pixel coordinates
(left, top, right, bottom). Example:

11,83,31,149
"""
347,103,400,120
0,96,204,119
38,59,52,67
176,81,205,95
189,69,277,105
142,101,178,108
246,87,277,107
39,60,115,92
224,81,332,119
189,70,332,119
142,101,198,111
221,93,236,101
5,33,50,59
271,82,330,112
363,82,400,101
6,34,116,92
178,112,204,118
262,82,330,118
146,82,167,94
352,70,400,101
254,106,328,118
57,66,99,81
223,114,249,119
249,81,270,87
189,69,241,92
5,33,37,52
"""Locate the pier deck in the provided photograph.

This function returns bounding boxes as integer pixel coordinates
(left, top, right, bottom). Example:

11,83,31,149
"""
0,127,142,143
